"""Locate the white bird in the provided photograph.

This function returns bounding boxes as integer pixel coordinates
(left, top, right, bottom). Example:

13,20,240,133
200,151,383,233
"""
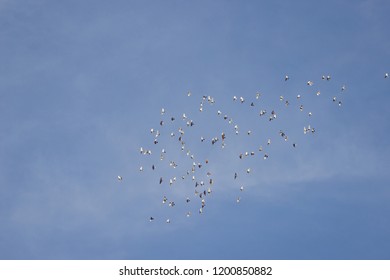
236,197,241,203
149,217,154,222
139,166,143,171
233,96,237,101
187,91,192,96
246,168,251,174
308,112,312,117
385,73,389,78
256,92,261,99
240,96,245,103
279,95,284,101
341,85,346,91
297,94,301,99
117,176,122,181
307,81,314,86
166,219,170,223
240,186,244,191
263,154,269,159
161,108,165,115
267,139,271,145
186,212,191,217
285,75,289,81
316,91,320,96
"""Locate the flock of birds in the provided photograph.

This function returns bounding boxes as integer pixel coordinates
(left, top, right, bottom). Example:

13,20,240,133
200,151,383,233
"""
119,73,388,224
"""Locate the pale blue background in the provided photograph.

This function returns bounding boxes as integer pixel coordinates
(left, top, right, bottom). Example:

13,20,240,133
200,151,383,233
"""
0,0,389,259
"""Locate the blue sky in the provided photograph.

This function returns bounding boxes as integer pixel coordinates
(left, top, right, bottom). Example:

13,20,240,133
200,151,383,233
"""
0,0,389,260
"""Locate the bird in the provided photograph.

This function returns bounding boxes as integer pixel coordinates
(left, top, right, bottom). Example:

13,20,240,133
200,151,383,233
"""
117,176,122,181
385,73,389,78
139,73,350,224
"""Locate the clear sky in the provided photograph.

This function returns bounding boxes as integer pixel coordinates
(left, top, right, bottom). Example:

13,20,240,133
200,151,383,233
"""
0,0,389,260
